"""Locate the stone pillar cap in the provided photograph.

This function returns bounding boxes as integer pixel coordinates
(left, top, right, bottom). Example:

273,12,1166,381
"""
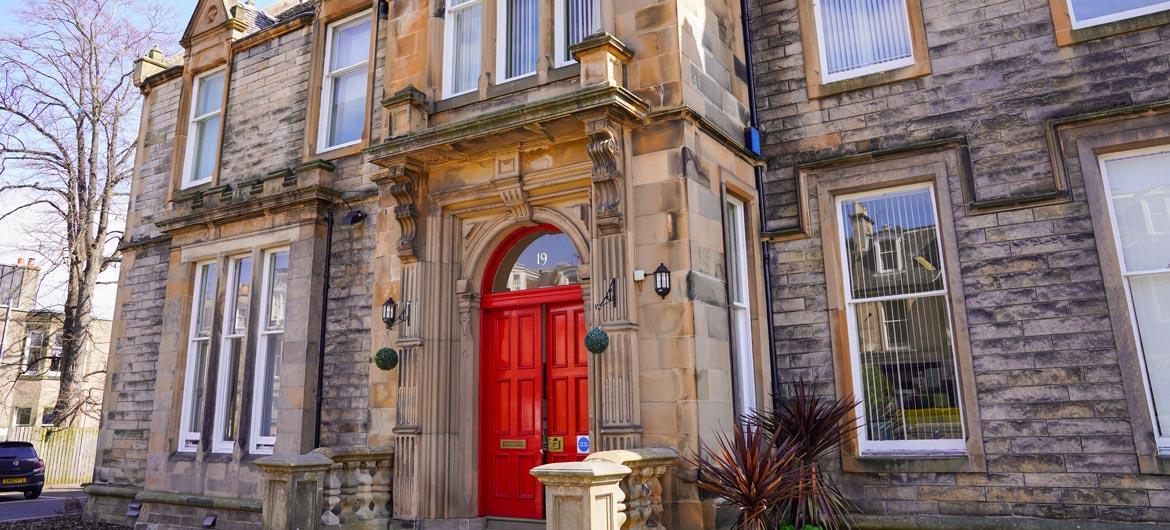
586,446,680,466
254,452,335,473
569,32,634,63
530,461,632,482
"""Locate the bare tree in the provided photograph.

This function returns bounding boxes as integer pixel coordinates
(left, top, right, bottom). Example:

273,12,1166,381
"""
0,0,173,426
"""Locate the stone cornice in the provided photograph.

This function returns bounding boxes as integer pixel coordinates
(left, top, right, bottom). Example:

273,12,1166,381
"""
152,185,340,234
364,85,649,165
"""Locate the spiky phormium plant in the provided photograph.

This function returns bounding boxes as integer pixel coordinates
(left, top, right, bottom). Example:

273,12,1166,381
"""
746,383,861,530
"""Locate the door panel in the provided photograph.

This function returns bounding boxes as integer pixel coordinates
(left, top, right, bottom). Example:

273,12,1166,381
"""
481,306,543,519
545,303,589,466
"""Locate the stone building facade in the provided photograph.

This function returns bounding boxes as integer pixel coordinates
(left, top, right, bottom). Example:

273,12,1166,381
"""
751,0,1170,527
86,0,769,528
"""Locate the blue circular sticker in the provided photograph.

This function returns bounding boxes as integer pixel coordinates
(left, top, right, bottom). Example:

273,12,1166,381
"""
576,435,590,454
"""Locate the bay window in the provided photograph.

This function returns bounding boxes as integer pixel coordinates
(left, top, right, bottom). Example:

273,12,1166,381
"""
179,261,217,452
249,249,289,454
1098,146,1170,454
836,184,965,454
497,0,539,81
211,256,251,453
725,196,758,417
444,0,483,97
318,11,371,153
182,69,225,188
554,0,601,66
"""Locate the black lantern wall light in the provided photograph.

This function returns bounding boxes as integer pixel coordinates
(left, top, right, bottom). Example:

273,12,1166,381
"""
653,263,671,298
375,296,411,371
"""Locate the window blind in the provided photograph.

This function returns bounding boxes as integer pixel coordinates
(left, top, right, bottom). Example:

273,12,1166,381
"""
817,0,914,78
506,0,539,79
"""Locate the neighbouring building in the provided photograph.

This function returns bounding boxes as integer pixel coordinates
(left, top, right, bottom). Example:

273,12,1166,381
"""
752,0,1170,527
86,0,770,528
0,260,111,486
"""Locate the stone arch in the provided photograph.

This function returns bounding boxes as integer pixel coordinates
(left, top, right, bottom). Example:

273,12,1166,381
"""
462,206,591,294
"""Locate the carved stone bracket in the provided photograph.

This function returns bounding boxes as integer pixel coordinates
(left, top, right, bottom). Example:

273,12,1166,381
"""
492,152,531,221
584,117,626,234
375,160,424,263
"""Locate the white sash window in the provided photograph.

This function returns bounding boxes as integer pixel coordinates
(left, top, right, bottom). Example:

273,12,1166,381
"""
725,196,758,417
211,256,252,453
554,0,600,66
497,0,539,81
249,249,289,454
1099,147,1170,455
1066,0,1170,28
182,69,225,188
812,0,915,83
179,262,218,452
318,11,371,152
836,184,966,454
444,0,483,97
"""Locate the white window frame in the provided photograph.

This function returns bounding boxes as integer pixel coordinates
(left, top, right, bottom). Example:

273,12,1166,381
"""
812,0,917,84
1066,0,1170,29
211,256,250,454
45,332,62,377
1140,198,1170,235
880,299,910,351
178,261,216,453
13,407,32,427
181,68,225,189
21,329,44,373
725,196,758,417
1098,145,1170,455
442,0,483,98
874,235,904,273
317,10,372,154
835,183,967,455
249,248,289,455
496,0,539,83
553,0,601,67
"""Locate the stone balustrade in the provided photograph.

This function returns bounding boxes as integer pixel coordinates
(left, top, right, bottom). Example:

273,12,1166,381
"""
531,446,679,530
257,445,393,530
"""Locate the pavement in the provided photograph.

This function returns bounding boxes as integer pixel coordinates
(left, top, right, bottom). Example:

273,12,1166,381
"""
0,487,87,522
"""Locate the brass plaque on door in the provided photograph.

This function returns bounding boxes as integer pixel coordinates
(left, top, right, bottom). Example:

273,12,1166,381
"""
500,439,527,450
548,436,564,452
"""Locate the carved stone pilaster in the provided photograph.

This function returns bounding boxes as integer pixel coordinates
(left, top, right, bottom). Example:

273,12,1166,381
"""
375,160,424,263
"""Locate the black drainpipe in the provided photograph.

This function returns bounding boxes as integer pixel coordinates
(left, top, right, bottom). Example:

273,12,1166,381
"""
314,212,335,448
740,0,782,409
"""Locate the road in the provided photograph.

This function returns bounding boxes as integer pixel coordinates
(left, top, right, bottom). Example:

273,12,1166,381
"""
0,488,87,522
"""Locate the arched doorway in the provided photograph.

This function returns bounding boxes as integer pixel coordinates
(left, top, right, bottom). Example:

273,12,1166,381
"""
479,225,589,520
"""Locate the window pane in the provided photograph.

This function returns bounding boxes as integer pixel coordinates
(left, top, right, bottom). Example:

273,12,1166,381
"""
192,115,221,183
1103,149,1170,273
854,295,962,442
565,0,600,59
221,337,242,441
329,18,371,72
327,68,367,147
195,71,224,117
506,0,539,78
14,409,32,426
195,263,218,337
259,333,283,437
492,231,581,292
725,201,746,304
1069,0,1170,22
818,0,913,77
187,340,210,432
841,187,943,299
451,2,482,94
266,251,289,330
1130,273,1170,437
230,258,252,335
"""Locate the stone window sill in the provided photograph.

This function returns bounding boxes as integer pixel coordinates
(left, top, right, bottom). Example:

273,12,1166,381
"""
844,451,984,474
433,63,581,114
1051,4,1170,46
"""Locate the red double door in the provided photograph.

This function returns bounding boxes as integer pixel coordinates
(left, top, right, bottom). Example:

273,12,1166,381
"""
480,288,589,520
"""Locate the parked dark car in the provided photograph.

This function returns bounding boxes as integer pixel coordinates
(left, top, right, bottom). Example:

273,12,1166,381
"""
0,442,44,499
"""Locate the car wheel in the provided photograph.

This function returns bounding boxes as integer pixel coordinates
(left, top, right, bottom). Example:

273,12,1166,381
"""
23,489,41,500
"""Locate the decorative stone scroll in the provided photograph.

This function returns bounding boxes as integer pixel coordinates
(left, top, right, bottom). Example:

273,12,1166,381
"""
376,160,423,262
585,116,626,234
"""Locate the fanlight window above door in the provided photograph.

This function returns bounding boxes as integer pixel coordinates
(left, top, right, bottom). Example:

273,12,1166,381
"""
491,230,581,292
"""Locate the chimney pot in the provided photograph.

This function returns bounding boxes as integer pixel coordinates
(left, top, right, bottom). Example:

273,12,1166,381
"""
17,258,25,266
27,258,36,268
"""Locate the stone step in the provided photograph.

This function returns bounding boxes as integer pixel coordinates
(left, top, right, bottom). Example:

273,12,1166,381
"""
484,517,545,530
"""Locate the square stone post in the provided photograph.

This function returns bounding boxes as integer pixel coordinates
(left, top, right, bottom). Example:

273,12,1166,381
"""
530,460,631,530
256,452,335,530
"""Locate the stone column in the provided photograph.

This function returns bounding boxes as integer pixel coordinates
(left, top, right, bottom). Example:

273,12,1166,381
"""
530,460,631,530
255,452,334,530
